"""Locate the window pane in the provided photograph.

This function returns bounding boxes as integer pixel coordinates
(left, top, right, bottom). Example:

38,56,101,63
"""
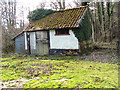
55,29,69,35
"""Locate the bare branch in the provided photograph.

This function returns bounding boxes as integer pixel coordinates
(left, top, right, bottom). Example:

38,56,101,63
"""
73,0,81,7
50,2,58,10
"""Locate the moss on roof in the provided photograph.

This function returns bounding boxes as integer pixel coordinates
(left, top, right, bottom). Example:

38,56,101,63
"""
25,6,88,31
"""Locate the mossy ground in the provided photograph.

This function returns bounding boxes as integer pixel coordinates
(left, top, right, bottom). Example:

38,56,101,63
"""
1,50,118,88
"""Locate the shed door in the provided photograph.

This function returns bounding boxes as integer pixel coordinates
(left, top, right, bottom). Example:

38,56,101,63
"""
15,35,25,54
36,31,49,55
30,32,37,54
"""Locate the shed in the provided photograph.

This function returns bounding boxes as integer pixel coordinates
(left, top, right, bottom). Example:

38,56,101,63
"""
13,6,92,55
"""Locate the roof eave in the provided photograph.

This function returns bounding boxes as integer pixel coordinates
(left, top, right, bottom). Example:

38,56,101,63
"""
77,7,88,25
12,31,24,40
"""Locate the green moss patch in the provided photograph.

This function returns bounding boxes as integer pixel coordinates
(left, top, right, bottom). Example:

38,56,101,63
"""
1,53,118,88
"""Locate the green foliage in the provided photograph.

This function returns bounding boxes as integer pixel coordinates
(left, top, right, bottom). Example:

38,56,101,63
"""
1,54,118,88
9,64,16,68
73,12,92,42
27,8,55,22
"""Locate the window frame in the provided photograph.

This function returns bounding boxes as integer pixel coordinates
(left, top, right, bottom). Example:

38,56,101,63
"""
55,29,70,35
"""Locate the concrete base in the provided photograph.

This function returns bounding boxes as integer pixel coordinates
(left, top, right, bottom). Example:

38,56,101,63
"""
49,49,79,55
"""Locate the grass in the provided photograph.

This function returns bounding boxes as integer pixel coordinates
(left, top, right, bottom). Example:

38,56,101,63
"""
1,53,118,88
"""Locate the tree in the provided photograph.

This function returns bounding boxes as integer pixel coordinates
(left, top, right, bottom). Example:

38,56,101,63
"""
36,1,46,9
50,0,65,10
0,1,2,55
118,2,120,39
73,0,88,7
111,2,119,40
73,0,81,7
0,0,25,53
81,2,88,6
87,2,118,43
0,0,17,53
27,8,55,22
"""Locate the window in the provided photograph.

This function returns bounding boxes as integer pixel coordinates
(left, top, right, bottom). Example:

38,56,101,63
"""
55,29,70,35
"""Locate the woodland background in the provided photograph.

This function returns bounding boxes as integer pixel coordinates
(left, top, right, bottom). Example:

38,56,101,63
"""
0,0,120,54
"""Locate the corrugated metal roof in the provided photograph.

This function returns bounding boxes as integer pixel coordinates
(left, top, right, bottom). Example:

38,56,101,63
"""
25,6,88,31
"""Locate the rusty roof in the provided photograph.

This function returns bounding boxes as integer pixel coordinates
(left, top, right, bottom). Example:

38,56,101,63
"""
25,6,88,31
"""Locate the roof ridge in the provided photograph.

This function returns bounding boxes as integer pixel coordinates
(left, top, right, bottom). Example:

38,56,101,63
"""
56,5,88,12
24,5,88,32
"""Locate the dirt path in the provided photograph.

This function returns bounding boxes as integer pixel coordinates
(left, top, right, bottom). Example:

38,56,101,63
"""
1,77,69,88
1,77,41,88
79,49,118,63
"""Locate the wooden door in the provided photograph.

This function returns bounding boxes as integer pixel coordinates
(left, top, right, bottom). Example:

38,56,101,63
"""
36,31,49,55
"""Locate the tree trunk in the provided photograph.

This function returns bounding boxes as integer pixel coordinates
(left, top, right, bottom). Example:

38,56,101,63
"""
87,7,95,43
63,0,65,9
0,12,2,56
